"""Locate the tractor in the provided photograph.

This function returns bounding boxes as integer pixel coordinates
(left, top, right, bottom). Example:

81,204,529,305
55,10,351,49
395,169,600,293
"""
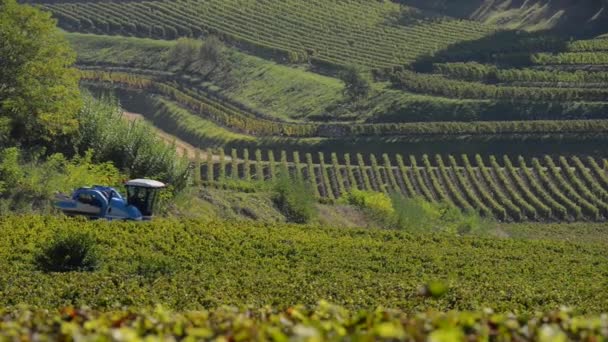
54,179,166,220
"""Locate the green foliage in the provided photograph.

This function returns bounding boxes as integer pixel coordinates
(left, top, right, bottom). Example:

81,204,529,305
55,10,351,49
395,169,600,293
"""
0,147,122,214
0,148,24,195
199,149,608,223
272,170,316,223
0,304,606,340
391,194,484,235
1,215,608,312
343,189,394,223
134,253,177,278
73,93,189,189
34,229,99,273
167,37,201,71
343,189,485,234
197,35,227,77
339,67,371,100
0,0,81,146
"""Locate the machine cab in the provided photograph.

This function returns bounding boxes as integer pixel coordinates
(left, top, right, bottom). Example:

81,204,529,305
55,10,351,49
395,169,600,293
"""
125,179,166,220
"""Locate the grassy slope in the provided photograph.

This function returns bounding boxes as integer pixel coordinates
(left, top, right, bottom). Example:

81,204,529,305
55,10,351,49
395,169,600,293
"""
1,215,608,312
69,33,521,124
67,33,344,121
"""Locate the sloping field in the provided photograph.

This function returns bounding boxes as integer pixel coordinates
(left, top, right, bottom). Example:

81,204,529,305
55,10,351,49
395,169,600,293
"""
201,149,608,222
39,0,493,69
1,215,608,312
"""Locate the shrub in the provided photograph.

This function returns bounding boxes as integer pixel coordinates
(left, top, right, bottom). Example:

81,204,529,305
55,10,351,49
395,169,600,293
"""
338,66,370,100
167,38,202,72
273,170,316,223
391,193,485,234
35,230,99,273
343,189,394,224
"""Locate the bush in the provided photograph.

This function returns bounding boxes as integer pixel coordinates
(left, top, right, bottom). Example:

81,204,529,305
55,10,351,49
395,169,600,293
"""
343,190,486,233
338,66,371,100
73,93,190,190
35,230,99,273
167,37,202,71
273,170,316,223
391,193,485,234
343,189,394,224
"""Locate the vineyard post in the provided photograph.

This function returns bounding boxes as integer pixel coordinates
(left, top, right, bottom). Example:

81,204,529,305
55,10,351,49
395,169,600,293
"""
206,148,214,183
193,149,202,186
243,149,251,181
219,149,226,180
231,148,238,179
255,149,263,180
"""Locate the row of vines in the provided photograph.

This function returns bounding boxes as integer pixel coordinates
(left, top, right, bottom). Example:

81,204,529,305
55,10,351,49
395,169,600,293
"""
38,0,492,69
199,149,608,222
81,70,608,138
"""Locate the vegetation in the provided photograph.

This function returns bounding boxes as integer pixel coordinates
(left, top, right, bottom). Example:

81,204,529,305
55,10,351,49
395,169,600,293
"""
1,215,608,312
202,149,608,222
0,0,81,147
0,304,607,340
272,171,317,223
39,0,492,69
81,70,608,139
0,148,122,214
34,229,99,273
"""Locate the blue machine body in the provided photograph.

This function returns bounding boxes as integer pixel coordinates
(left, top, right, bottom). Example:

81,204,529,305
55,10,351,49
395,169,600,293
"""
54,179,165,221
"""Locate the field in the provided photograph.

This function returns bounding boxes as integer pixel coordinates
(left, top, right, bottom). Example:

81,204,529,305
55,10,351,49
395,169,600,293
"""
1,215,608,313
196,149,608,222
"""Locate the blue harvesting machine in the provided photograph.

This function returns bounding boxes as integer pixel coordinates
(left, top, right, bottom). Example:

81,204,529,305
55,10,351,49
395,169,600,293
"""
54,179,166,221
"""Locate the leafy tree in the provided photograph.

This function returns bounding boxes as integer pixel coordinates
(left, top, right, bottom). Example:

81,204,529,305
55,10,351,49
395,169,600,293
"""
167,37,201,71
339,67,370,100
197,35,227,76
0,0,81,146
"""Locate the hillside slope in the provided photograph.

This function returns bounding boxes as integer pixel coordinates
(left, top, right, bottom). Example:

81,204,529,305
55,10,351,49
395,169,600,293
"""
402,0,608,32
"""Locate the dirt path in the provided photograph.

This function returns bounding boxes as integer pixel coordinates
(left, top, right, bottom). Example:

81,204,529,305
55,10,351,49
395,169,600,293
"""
122,112,230,161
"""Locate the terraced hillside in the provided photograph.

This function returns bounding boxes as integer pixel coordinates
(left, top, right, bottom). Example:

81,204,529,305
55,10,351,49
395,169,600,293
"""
27,1,608,155
37,0,492,69
401,0,608,32
201,150,608,222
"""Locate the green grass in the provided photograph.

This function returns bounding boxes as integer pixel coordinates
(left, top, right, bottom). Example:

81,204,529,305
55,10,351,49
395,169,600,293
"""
67,33,344,121
1,215,608,313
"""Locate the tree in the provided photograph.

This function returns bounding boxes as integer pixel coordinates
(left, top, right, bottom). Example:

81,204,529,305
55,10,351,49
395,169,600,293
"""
167,37,201,71
339,66,370,100
0,0,81,146
196,35,227,76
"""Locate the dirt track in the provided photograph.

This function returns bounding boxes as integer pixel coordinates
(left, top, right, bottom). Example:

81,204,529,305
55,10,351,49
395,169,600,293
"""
122,112,229,161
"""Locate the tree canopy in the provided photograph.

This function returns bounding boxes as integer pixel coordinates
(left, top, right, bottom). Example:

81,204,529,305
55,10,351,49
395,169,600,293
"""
0,0,81,146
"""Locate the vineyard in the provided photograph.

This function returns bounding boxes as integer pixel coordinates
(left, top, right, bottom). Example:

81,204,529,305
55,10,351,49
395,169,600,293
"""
28,0,608,128
198,149,608,222
1,215,608,313
81,70,608,139
36,0,493,69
